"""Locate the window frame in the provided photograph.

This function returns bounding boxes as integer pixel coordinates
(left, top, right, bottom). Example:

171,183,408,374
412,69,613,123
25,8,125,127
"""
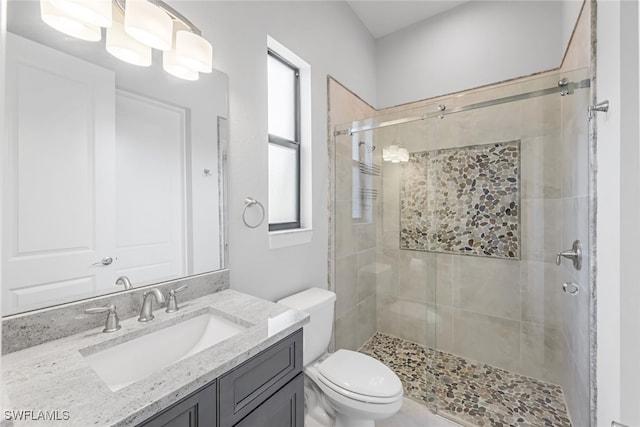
268,49,301,231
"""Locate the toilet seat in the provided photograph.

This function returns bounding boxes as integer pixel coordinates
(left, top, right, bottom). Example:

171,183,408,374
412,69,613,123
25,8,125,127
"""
315,349,403,404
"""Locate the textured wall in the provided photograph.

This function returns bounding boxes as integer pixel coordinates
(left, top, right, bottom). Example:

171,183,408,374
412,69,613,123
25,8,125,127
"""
400,141,521,259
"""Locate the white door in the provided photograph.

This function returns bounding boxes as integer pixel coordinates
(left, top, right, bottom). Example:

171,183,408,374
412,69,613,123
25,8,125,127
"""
113,91,187,287
2,33,116,314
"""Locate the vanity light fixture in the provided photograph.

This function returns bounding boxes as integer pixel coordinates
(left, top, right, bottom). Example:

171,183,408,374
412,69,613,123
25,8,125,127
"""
40,0,102,41
49,0,112,28
123,0,172,51
383,145,409,163
106,6,152,66
40,0,213,80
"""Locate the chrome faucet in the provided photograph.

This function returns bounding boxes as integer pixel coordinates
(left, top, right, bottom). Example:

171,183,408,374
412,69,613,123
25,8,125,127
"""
138,288,166,322
115,276,133,290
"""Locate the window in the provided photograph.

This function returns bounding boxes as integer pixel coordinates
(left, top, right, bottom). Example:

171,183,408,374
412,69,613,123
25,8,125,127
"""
268,49,300,231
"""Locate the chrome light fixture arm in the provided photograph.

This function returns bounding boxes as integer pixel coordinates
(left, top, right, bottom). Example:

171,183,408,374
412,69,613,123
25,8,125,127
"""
113,0,202,35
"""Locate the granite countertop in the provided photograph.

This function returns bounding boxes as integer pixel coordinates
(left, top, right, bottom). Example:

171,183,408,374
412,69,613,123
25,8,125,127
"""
1,289,309,426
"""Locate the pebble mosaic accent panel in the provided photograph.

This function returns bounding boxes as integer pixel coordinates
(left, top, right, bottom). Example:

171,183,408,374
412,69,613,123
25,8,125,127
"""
360,332,572,427
400,141,521,259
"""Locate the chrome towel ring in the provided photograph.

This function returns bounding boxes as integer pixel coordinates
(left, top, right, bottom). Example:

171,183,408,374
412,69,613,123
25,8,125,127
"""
242,197,265,229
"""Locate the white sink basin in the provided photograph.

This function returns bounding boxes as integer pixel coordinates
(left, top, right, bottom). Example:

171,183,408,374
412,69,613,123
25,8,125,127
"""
82,312,247,391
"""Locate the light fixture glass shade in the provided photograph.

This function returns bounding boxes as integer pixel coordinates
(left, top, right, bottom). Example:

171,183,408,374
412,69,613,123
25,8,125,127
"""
175,31,213,73
124,0,173,51
163,50,199,81
106,19,152,66
398,148,409,162
49,0,112,28
383,144,409,162
40,0,101,41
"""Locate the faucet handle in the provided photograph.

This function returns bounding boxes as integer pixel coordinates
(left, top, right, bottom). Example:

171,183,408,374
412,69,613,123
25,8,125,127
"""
166,285,189,313
85,305,121,333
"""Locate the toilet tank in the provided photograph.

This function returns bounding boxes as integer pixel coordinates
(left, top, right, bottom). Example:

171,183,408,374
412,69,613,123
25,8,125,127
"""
277,288,336,366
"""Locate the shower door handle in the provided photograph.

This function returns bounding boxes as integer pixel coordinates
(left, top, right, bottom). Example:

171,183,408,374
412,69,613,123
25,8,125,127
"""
555,240,582,270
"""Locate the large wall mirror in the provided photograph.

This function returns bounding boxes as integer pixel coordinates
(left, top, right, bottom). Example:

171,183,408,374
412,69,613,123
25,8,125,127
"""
2,1,228,316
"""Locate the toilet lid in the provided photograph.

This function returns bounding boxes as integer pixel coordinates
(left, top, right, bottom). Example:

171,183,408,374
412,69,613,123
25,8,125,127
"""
318,349,402,398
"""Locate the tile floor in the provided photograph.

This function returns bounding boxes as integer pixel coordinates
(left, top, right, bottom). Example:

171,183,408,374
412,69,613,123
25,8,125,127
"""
361,332,572,427
377,397,461,427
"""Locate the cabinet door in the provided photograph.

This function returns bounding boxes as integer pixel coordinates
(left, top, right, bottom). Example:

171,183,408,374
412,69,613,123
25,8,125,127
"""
218,329,302,426
234,373,304,427
140,381,216,427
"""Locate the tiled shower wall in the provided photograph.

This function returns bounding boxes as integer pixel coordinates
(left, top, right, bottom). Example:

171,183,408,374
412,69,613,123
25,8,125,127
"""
328,78,378,351
558,1,592,425
375,75,570,382
370,2,592,424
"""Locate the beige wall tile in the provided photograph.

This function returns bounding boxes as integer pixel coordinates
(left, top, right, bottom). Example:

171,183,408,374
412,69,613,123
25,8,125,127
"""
433,303,454,353
520,261,563,329
520,198,562,264
520,135,562,200
357,295,377,348
520,90,562,139
562,349,591,427
453,309,522,372
453,256,522,321
357,248,377,302
376,297,429,346
377,248,399,296
435,254,454,307
335,307,359,351
376,294,398,335
399,250,433,303
521,323,567,385
335,254,358,317
561,0,591,72
357,223,377,252
335,200,357,259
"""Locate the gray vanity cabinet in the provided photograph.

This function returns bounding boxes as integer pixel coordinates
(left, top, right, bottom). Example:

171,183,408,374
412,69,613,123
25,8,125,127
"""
139,381,217,427
234,373,303,427
138,329,303,427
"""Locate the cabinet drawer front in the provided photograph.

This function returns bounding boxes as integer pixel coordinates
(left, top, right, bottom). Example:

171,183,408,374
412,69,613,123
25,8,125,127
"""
235,373,304,427
218,329,302,426
140,381,216,427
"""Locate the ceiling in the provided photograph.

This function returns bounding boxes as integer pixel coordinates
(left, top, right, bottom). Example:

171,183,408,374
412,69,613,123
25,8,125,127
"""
347,1,471,39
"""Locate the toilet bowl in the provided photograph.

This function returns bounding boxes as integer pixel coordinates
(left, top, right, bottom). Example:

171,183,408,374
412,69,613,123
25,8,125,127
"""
278,288,403,427
306,350,403,427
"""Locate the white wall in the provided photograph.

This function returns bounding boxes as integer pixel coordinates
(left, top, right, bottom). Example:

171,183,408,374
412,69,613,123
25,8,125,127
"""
0,0,6,364
596,0,640,426
375,1,581,107
173,1,377,301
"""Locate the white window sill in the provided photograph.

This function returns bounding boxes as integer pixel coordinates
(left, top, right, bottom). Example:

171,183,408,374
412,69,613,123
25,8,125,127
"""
269,228,313,249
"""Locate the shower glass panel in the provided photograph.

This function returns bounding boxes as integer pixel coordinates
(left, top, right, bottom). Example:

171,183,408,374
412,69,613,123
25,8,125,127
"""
333,67,591,427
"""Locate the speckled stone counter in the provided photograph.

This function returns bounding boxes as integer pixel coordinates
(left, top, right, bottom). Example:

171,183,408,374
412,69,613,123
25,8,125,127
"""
1,290,308,426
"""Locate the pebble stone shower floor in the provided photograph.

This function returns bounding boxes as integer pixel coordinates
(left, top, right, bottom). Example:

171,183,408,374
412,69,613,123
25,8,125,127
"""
359,332,572,427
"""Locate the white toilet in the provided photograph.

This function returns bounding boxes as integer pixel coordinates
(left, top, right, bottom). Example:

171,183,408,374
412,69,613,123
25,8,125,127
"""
278,288,403,427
